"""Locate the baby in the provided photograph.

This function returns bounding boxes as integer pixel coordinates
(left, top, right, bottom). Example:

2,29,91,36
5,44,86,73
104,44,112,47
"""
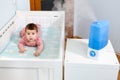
18,23,43,56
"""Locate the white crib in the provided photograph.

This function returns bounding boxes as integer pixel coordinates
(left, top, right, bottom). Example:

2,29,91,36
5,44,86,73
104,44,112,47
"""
0,11,65,80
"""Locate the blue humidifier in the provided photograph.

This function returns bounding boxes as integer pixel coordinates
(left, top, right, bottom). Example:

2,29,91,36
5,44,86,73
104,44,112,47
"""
87,21,109,59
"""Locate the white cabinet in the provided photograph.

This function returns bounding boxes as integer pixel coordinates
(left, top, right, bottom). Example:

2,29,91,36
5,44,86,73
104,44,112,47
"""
65,39,119,80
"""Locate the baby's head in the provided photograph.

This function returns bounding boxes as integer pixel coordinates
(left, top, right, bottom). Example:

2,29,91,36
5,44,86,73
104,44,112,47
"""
25,23,38,42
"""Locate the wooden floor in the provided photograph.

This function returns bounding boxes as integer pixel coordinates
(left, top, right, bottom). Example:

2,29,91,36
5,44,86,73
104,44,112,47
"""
116,53,120,80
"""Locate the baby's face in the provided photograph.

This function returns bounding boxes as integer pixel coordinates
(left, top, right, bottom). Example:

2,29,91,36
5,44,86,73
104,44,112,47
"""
26,29,38,42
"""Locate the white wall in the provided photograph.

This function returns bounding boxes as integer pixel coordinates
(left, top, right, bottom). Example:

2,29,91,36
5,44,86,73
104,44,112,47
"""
74,0,120,53
16,0,30,10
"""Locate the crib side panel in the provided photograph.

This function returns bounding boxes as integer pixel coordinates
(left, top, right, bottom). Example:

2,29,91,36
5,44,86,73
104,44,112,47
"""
0,16,17,53
0,67,62,80
0,68,38,80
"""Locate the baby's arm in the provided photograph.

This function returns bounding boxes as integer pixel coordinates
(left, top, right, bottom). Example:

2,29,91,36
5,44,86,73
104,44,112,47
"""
34,38,43,56
20,28,25,37
18,39,26,53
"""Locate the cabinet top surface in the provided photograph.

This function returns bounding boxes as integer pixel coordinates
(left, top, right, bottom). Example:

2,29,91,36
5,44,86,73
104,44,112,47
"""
65,39,119,65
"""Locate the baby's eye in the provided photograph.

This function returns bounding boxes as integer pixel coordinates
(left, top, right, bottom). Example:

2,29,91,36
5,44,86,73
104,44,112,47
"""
32,33,35,35
27,33,30,35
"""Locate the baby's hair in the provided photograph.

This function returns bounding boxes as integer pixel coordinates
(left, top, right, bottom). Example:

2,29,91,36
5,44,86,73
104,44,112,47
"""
25,23,38,32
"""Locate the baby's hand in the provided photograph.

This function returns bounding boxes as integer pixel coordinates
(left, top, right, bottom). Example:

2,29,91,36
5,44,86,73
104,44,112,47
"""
34,52,40,57
34,50,42,57
19,48,26,53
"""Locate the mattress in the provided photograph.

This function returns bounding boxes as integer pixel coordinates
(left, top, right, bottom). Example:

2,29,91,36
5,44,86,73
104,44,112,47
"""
0,26,61,59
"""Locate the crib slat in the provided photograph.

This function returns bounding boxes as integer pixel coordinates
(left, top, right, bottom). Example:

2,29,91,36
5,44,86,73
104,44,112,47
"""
38,68,49,80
